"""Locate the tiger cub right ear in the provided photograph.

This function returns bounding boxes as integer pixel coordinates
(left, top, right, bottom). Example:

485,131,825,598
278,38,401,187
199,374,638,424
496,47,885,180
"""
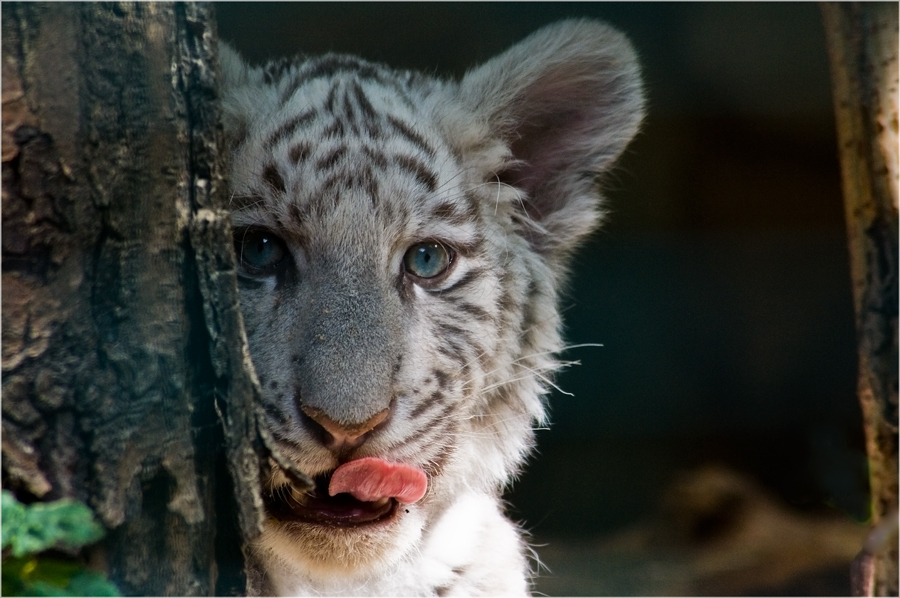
454,19,645,261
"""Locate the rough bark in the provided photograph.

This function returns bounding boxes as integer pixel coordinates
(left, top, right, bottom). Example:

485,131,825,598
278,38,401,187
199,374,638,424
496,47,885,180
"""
2,3,271,595
821,3,899,596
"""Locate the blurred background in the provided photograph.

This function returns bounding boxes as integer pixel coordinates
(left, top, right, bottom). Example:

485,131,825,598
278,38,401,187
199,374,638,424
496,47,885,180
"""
216,4,869,595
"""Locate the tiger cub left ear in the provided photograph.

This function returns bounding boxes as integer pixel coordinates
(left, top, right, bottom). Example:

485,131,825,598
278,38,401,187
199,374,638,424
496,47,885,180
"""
217,41,277,152
455,19,645,260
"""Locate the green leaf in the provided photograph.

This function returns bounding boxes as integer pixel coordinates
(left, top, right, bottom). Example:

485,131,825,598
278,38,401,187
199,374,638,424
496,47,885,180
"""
1,490,28,551
1,491,104,557
2,492,118,596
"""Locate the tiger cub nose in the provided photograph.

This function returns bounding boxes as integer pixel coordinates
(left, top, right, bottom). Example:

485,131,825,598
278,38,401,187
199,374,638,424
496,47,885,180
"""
300,405,390,451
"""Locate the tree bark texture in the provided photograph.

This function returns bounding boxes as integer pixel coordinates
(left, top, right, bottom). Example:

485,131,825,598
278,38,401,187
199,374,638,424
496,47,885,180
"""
2,3,269,595
821,3,899,596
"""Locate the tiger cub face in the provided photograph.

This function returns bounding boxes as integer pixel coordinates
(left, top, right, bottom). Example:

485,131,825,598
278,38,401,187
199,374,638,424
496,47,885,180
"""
220,18,643,594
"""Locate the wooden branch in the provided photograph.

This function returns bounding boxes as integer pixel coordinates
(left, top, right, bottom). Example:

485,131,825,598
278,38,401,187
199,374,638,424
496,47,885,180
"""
821,3,898,596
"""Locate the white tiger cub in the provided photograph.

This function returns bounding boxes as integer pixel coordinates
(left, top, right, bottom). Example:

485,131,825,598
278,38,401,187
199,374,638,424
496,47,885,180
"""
219,19,643,596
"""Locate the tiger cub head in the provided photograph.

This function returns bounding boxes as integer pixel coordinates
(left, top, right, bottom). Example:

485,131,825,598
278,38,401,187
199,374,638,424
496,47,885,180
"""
220,18,643,583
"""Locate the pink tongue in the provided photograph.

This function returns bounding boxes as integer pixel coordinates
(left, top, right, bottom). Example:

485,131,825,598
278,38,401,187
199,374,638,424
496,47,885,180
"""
329,457,427,504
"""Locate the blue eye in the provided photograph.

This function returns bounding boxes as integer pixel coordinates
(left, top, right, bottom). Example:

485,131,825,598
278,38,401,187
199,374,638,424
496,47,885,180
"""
403,242,451,279
235,229,287,273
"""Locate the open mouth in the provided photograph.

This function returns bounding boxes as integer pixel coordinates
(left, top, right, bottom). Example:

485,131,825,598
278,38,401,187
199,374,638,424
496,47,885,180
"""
265,473,399,528
264,457,428,528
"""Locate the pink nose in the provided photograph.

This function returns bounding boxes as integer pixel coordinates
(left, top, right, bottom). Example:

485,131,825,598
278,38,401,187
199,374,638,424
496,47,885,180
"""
300,405,390,451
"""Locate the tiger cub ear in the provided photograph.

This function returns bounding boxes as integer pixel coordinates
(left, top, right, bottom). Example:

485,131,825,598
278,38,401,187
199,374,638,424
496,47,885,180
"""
455,19,645,260
218,41,251,89
217,41,272,151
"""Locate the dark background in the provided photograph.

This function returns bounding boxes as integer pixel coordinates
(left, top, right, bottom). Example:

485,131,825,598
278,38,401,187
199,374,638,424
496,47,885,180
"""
217,3,869,594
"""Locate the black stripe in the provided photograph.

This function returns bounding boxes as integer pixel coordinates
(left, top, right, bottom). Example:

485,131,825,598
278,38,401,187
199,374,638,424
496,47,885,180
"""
266,110,316,148
423,441,456,479
262,163,286,194
436,337,468,367
324,82,338,114
386,115,435,158
517,284,544,361
431,202,461,221
447,237,483,258
351,80,377,120
341,89,358,128
393,154,438,192
408,390,444,419
429,201,475,226
387,79,417,111
433,369,450,390
289,142,313,164
263,57,292,85
436,322,473,345
362,146,388,170
323,119,345,138
363,119,383,139
299,55,384,84
316,146,348,171
288,202,306,228
400,402,455,446
278,74,305,105
318,166,374,195
445,268,484,293
456,302,491,321
497,286,516,315
463,190,481,218
366,171,380,205
320,172,343,194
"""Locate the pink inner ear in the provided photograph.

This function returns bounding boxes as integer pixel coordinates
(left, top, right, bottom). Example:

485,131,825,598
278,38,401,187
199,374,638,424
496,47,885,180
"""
501,106,596,217
497,61,639,236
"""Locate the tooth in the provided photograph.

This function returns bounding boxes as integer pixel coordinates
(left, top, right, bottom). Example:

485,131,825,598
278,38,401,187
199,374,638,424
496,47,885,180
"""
371,498,389,509
290,487,309,505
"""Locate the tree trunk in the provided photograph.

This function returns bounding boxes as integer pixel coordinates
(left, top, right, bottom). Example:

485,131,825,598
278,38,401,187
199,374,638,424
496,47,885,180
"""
821,3,899,596
2,3,270,595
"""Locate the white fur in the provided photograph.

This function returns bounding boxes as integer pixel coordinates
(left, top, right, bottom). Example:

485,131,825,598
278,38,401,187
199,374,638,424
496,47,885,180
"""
258,493,527,596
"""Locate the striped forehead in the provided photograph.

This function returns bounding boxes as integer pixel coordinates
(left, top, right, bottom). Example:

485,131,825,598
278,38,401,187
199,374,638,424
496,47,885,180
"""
230,60,480,238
